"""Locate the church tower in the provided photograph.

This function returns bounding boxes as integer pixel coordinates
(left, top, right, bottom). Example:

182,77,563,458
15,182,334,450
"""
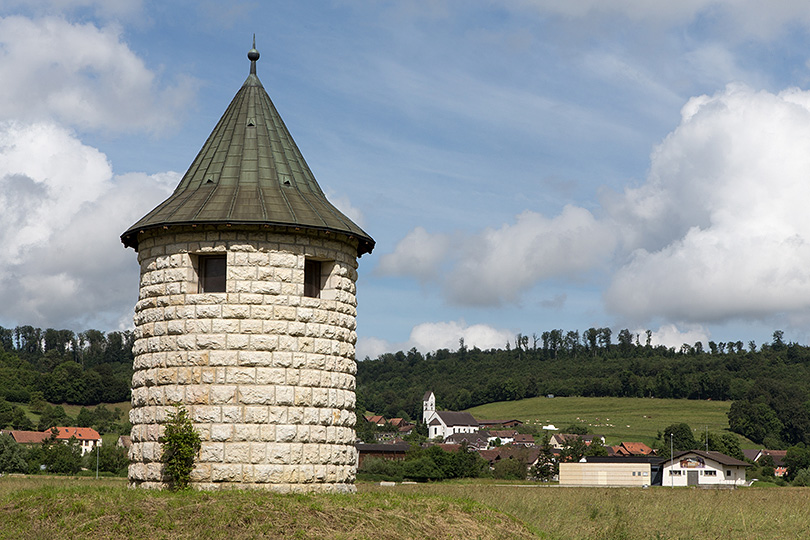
422,391,436,424
121,41,374,492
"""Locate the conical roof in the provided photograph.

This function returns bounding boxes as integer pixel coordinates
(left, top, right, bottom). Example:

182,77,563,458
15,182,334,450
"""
121,42,374,256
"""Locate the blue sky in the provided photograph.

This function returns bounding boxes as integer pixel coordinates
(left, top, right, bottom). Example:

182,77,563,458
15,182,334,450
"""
4,1,810,358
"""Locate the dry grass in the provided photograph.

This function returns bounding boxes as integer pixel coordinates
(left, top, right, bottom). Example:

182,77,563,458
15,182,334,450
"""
2,476,807,539
0,476,533,540
363,482,810,540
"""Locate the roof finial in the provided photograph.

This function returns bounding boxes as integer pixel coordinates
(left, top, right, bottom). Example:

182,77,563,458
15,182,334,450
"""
248,34,260,75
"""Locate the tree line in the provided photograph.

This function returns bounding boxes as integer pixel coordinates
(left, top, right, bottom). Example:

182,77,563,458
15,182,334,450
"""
0,325,133,406
357,329,810,448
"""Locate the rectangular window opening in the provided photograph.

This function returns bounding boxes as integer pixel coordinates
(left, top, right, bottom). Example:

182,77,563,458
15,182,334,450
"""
304,259,323,298
304,257,338,300
198,254,227,293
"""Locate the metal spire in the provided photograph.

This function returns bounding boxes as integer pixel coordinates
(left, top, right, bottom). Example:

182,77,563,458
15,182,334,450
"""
248,34,259,75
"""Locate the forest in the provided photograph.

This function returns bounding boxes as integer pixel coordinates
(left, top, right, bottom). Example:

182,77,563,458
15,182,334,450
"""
356,329,810,450
0,325,133,406
2,324,810,452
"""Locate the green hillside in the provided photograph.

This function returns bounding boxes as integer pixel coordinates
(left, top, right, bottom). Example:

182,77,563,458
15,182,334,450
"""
467,396,736,447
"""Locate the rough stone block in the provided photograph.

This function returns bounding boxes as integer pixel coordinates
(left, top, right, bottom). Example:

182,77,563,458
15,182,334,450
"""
200,442,224,463
226,367,255,384
238,351,272,366
191,405,221,423
211,464,242,482
222,406,243,423
244,406,268,423
238,386,274,405
276,425,297,442
211,424,233,442
224,442,250,463
209,385,236,404
255,367,285,385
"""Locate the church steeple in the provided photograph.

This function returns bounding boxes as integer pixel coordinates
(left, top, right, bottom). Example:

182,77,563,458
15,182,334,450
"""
122,40,374,256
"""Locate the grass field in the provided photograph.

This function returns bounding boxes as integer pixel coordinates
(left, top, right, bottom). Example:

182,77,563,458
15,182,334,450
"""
0,476,805,539
467,396,739,447
0,476,533,540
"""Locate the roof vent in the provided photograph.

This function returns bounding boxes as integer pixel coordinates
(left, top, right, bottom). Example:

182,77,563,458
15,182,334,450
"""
247,118,255,127
206,178,214,184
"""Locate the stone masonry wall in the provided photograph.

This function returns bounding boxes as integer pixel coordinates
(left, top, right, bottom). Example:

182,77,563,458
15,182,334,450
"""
128,225,360,492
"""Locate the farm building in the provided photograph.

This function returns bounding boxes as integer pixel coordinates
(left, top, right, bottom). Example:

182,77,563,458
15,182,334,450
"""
560,450,749,487
559,456,664,487
662,450,749,487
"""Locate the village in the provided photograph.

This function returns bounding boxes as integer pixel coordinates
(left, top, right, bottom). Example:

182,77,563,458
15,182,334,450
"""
356,392,777,488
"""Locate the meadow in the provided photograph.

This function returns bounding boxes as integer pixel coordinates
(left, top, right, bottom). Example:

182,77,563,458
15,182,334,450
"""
0,476,805,539
467,396,738,447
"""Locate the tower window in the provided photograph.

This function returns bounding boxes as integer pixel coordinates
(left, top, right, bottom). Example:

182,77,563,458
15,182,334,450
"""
198,255,227,293
304,259,322,298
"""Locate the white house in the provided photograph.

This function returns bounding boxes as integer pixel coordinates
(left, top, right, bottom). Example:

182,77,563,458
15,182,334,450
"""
5,427,102,456
663,450,749,487
550,433,605,449
427,411,479,440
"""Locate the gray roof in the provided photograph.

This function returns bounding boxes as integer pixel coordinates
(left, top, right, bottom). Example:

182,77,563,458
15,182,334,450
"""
671,450,751,467
435,411,479,427
121,42,374,256
355,442,410,453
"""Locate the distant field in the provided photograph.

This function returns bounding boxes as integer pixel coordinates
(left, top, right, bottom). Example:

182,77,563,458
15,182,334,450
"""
58,401,131,418
12,400,131,421
467,396,738,447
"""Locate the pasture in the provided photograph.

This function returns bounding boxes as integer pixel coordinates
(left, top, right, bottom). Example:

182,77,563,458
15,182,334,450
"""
468,396,737,446
0,476,803,539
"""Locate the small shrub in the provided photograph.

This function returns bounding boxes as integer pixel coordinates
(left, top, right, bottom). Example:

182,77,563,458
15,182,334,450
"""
160,406,201,490
493,457,527,480
791,468,810,487
358,457,404,482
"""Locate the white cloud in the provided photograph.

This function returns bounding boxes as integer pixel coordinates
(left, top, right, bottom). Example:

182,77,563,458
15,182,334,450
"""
378,206,616,306
0,121,111,262
356,320,513,359
0,121,177,330
409,321,513,352
0,16,195,132
649,324,710,349
327,193,366,229
606,84,810,323
376,227,453,281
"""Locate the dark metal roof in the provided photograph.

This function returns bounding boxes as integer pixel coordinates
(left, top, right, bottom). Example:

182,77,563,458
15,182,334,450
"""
670,450,751,467
434,411,479,427
121,41,374,256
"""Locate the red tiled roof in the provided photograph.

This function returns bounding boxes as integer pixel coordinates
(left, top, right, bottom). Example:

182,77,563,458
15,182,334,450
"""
54,427,101,441
7,430,49,444
488,430,518,438
621,442,654,455
436,443,461,452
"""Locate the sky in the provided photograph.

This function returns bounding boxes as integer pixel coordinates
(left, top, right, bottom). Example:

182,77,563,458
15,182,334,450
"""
4,1,810,359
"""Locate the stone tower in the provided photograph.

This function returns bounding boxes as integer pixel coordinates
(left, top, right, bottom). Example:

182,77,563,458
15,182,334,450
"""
120,42,374,492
